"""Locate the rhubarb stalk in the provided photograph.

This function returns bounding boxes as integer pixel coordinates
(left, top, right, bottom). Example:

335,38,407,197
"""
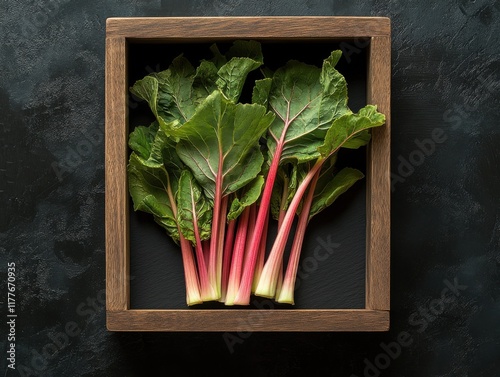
234,102,309,305
225,206,252,305
252,209,269,293
255,159,323,298
178,235,203,305
220,218,237,302
276,169,320,304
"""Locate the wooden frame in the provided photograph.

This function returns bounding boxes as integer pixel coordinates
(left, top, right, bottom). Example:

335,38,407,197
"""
105,16,391,332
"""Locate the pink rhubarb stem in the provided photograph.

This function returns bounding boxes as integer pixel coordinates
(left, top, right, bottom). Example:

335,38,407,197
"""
252,209,269,293
274,180,288,299
164,174,202,305
243,204,257,268
234,98,310,305
275,259,284,300
191,190,217,301
202,239,210,269
254,159,324,298
215,196,228,297
277,168,320,304
208,147,226,299
179,233,203,306
233,142,284,305
225,206,252,305
220,218,237,302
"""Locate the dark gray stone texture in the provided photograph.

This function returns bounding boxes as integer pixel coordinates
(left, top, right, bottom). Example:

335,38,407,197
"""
1,0,499,376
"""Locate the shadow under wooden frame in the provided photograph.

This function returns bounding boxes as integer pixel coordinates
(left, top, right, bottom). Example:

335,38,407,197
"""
105,16,391,332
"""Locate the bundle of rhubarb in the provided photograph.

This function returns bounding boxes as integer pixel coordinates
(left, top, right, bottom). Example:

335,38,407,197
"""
127,41,385,306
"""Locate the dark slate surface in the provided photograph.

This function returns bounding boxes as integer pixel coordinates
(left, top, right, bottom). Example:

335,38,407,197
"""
1,1,499,376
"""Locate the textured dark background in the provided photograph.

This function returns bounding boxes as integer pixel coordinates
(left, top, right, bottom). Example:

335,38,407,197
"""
1,1,499,376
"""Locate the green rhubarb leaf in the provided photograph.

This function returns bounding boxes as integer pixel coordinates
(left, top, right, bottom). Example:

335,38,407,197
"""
216,41,264,102
130,41,265,133
266,50,350,164
318,50,347,125
217,56,261,102
154,55,212,125
342,129,372,149
261,66,274,79
127,153,179,241
154,129,184,178
252,78,273,107
127,123,186,242
209,43,227,69
128,122,159,160
193,60,219,100
176,169,213,243
129,123,184,179
226,40,264,63
270,163,299,221
227,175,264,221
131,55,219,133
129,74,178,132
318,104,385,157
130,76,160,121
308,167,364,220
155,55,196,123
173,90,275,200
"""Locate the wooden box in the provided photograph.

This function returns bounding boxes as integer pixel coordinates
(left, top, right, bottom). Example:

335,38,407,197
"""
105,16,391,332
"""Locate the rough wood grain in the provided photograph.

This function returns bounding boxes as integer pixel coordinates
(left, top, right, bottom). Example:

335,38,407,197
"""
105,36,129,311
106,16,390,40
107,309,389,332
366,36,391,311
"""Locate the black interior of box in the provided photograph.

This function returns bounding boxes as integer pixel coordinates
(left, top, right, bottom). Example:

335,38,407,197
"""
126,39,369,309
